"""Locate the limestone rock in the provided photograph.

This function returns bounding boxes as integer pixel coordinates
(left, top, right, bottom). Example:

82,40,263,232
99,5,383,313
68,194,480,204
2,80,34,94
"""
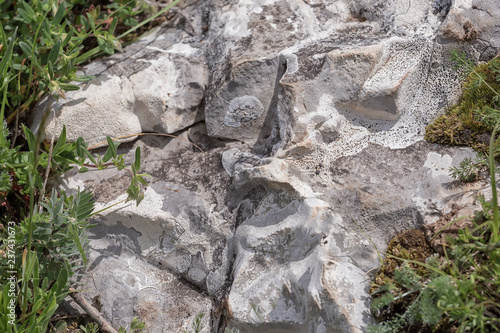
60,135,485,332
80,246,212,333
229,197,372,333
50,0,500,332
439,0,500,60
33,22,209,146
32,74,140,147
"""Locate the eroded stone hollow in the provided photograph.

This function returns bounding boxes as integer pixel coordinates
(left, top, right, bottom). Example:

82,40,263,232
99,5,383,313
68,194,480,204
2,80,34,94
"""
47,0,499,332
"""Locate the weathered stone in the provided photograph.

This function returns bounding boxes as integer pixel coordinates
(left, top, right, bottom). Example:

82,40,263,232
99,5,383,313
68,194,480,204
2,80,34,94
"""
220,139,484,332
50,0,500,332
60,134,231,331
205,57,283,146
33,24,209,146
32,74,140,147
439,0,500,60
81,230,213,333
228,196,373,333
129,52,207,133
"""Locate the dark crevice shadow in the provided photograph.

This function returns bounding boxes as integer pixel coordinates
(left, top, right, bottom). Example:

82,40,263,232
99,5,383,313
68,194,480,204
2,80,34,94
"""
254,55,289,157
441,180,466,190
87,221,142,271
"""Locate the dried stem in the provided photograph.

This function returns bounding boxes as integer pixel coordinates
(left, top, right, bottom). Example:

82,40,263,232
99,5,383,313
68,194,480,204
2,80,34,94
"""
88,132,204,153
69,288,119,333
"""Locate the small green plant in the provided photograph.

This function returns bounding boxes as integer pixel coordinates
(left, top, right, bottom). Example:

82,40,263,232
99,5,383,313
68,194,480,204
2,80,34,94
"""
371,51,500,333
108,0,153,28
448,155,487,182
190,312,205,333
80,322,99,333
251,303,264,322
224,329,240,333
118,316,146,333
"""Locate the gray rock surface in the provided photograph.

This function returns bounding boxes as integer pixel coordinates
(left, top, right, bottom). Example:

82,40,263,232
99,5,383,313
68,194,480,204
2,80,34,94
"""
49,0,500,332
61,136,487,333
33,25,209,146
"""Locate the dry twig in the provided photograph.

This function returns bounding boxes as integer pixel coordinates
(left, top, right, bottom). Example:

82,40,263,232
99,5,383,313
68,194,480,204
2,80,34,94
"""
69,288,118,333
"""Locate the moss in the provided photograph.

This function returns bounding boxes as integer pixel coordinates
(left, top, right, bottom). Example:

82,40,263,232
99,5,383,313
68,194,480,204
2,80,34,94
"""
371,229,433,292
425,57,500,155
370,229,468,332
370,230,434,322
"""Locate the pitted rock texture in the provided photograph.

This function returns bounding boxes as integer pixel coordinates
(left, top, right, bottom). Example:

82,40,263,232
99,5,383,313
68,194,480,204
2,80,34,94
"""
34,0,498,149
49,0,500,332
61,135,488,333
225,96,265,127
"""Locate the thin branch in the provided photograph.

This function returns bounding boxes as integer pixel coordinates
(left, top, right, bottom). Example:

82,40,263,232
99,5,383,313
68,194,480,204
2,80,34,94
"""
69,288,119,333
87,132,204,153
39,108,57,212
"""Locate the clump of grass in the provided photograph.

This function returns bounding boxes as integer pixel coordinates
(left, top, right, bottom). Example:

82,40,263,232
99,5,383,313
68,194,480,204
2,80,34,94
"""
448,154,487,183
369,230,435,327
370,192,500,332
371,51,500,333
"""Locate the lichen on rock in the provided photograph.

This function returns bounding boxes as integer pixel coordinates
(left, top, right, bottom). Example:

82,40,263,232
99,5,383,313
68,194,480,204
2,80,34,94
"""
224,96,265,127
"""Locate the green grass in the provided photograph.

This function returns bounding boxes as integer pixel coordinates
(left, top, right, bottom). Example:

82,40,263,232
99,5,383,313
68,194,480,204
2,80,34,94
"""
370,52,500,333
0,0,185,331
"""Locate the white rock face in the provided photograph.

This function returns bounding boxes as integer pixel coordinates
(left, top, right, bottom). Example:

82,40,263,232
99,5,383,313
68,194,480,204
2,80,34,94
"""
229,197,371,333
50,0,500,332
33,74,140,147
130,52,207,133
33,29,208,146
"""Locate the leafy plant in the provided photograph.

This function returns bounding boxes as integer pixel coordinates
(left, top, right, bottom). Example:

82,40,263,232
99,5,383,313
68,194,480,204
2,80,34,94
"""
108,0,153,28
118,316,146,333
0,0,180,123
80,322,99,333
251,303,264,322
0,0,119,122
449,154,487,182
190,312,205,333
371,52,500,333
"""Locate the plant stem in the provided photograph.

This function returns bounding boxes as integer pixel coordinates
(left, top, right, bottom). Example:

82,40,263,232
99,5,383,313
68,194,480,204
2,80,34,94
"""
489,122,499,243
21,100,52,315
89,199,127,218
117,0,183,40
472,68,500,98
21,175,35,316
69,288,119,333
26,8,50,99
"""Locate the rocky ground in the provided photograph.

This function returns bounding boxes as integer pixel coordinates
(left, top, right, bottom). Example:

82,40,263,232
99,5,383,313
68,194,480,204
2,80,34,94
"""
37,0,500,332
